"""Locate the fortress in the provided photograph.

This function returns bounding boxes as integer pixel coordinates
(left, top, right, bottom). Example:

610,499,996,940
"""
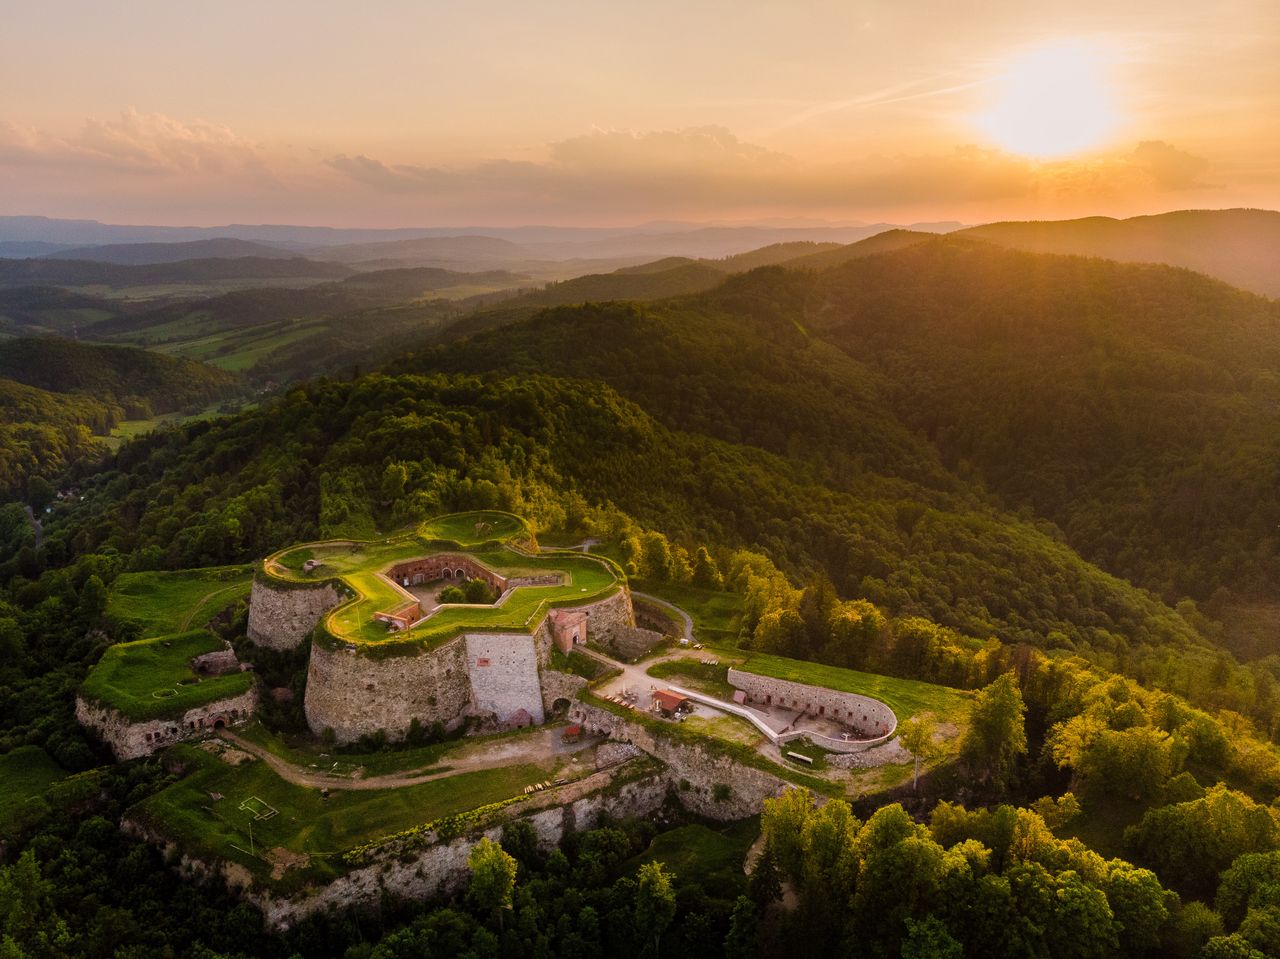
245,512,656,744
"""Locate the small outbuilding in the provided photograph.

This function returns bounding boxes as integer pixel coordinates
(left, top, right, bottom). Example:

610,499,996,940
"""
651,689,692,718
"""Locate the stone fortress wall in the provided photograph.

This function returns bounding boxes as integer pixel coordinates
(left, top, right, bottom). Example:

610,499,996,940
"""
464,633,547,726
304,638,471,742
76,687,258,761
727,668,898,747
247,539,637,743
386,554,515,594
246,577,343,651
299,587,630,743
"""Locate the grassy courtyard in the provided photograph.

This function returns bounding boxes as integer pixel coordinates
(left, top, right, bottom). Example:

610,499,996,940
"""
130,743,564,888
81,630,254,721
107,565,254,636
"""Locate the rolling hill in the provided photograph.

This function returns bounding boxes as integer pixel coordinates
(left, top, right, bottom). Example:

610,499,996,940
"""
0,256,352,289
42,237,292,265
956,208,1280,298
413,236,1280,621
0,337,238,410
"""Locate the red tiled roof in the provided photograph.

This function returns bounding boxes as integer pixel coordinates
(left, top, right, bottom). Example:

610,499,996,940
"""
652,690,689,711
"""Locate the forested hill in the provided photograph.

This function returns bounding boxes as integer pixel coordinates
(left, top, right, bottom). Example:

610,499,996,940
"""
0,337,238,410
410,237,1280,613
0,256,352,288
955,208,1280,298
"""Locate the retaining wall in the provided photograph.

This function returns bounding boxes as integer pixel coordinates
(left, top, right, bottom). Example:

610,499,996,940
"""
130,760,671,930
246,577,342,651
75,687,258,761
568,701,790,819
464,633,546,725
727,668,897,745
304,639,470,743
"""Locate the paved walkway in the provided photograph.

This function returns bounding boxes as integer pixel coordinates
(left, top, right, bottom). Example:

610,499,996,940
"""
217,726,594,791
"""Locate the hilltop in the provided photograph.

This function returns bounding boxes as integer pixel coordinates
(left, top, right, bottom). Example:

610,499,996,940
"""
956,208,1280,297
42,237,293,265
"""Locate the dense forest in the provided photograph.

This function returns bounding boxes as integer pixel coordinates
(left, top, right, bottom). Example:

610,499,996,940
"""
0,338,241,499
5,233,1280,956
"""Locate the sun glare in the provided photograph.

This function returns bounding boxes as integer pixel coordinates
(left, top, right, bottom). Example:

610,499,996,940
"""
974,40,1121,158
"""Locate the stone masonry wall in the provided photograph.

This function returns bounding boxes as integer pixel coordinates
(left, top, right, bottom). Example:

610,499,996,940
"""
568,701,790,820
539,669,588,715
463,633,545,724
727,668,897,740
304,639,470,743
246,577,342,651
76,687,258,761
301,590,631,742
581,588,637,655
240,766,671,929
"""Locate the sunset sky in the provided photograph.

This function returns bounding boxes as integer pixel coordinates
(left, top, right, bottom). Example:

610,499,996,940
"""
3,0,1278,227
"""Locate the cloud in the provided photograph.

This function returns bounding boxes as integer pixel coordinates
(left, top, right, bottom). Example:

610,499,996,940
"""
323,128,1045,219
548,125,792,174
1132,140,1211,190
0,109,265,176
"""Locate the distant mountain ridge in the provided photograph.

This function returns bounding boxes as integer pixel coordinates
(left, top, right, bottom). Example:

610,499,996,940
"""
955,209,1280,297
0,257,352,289
43,237,292,265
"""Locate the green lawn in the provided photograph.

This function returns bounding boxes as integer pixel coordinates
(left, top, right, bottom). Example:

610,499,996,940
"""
81,631,254,721
738,652,972,726
629,578,744,645
132,744,558,887
646,658,737,699
0,747,68,826
625,820,759,898
108,565,253,636
419,511,527,546
682,713,764,747
266,514,622,648
237,720,455,778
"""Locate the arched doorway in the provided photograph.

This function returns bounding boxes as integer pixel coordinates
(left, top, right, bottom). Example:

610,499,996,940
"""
552,697,571,716
213,717,227,730
454,568,466,580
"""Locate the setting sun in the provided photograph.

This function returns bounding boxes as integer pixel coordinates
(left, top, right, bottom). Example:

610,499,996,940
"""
974,40,1121,158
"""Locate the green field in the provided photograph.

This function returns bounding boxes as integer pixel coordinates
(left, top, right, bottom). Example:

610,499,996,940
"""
0,747,68,827
107,565,254,636
624,820,759,898
81,631,254,721
236,720,463,778
646,658,737,699
738,652,972,726
267,512,622,647
132,743,561,887
629,578,744,644
419,511,527,545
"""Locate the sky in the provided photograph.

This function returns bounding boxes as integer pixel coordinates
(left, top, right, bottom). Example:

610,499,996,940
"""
2,0,1278,227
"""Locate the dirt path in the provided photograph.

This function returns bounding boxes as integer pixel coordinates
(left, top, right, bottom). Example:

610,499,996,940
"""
217,726,593,792
24,505,42,550
181,583,246,631
631,591,694,641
